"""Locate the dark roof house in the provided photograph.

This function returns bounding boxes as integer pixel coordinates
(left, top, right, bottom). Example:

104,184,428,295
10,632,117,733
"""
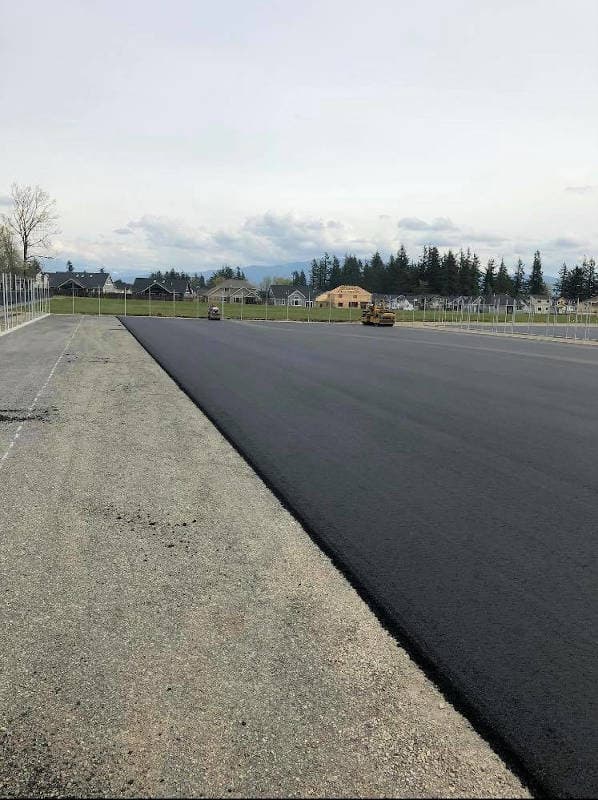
132,277,192,298
48,271,115,294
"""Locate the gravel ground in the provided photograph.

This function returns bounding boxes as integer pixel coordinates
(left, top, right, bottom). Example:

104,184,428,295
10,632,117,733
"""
0,316,530,797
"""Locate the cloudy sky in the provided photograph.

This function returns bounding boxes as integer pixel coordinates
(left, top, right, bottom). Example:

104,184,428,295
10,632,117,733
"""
1,0,597,279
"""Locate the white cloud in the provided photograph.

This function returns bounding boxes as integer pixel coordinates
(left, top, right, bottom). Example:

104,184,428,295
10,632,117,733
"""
50,211,596,280
544,236,589,250
398,216,458,232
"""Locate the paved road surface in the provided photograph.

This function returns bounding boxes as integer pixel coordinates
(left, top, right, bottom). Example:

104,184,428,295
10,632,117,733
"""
1,316,528,797
123,316,598,798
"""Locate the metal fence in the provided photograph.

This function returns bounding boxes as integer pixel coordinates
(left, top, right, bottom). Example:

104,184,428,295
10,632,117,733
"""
422,298,598,343
1,273,51,334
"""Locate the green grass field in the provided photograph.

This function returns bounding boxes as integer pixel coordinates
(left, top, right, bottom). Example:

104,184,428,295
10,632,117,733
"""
49,295,596,326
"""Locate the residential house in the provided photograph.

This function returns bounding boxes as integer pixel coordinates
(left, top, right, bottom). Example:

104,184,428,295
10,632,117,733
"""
267,285,320,307
529,295,551,314
372,293,414,311
48,271,116,296
206,279,260,304
113,279,132,295
478,294,517,314
577,296,598,315
315,285,371,309
132,277,193,299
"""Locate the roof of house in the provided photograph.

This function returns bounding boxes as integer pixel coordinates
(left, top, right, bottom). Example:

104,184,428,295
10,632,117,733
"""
132,277,190,294
482,293,516,304
48,271,111,290
207,279,255,292
329,284,369,293
269,284,308,299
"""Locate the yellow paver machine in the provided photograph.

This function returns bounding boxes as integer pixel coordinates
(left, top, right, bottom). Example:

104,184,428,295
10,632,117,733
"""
361,303,395,326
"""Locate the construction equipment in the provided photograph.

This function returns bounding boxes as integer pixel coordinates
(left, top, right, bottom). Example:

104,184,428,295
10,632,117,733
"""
207,306,221,320
361,303,395,326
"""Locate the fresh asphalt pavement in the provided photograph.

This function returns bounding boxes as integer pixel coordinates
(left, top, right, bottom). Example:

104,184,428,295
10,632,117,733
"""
123,316,598,798
1,316,529,798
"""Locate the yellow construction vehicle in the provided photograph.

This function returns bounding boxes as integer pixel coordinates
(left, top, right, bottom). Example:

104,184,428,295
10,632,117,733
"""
361,303,395,326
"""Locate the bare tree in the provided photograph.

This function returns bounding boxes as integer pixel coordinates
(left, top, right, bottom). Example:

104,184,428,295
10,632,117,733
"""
0,224,23,274
2,183,60,265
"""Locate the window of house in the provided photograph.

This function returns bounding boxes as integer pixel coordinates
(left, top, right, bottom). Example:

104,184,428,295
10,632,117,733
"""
338,302,343,307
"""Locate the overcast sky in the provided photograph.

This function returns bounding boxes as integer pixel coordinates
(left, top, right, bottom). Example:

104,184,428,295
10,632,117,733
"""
1,0,597,278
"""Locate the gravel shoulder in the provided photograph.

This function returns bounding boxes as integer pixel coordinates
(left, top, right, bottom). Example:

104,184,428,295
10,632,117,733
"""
0,316,530,797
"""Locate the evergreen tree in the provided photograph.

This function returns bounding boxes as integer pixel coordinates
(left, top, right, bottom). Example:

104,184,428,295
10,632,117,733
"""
319,253,331,289
512,259,525,297
442,249,459,295
555,263,568,298
585,257,596,298
424,246,442,293
394,244,411,292
495,258,514,295
67,260,74,272
361,259,372,291
298,269,307,286
564,264,586,299
341,254,362,285
328,255,342,289
368,251,386,293
208,266,235,287
309,259,319,290
482,258,496,296
470,253,481,295
458,250,470,295
527,250,546,295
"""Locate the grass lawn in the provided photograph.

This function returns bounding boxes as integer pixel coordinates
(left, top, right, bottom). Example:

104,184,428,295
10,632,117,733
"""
49,295,596,326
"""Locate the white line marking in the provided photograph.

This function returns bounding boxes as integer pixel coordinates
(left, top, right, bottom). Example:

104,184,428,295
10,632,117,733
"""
0,317,83,471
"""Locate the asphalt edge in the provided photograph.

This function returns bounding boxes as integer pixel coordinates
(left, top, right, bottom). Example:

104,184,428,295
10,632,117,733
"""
118,315,550,800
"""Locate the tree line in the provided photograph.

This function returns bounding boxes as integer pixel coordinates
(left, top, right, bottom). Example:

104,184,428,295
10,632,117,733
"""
149,265,247,289
555,258,597,301
298,248,554,297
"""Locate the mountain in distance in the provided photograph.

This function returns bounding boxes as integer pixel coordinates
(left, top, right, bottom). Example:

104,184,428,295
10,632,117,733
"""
239,262,311,285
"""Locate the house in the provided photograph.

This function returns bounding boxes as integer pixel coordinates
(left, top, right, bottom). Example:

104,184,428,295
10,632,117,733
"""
315,285,371,309
372,293,413,311
132,277,193,299
577,296,598,314
478,294,516,314
206,279,260,304
529,294,551,314
48,271,116,296
113,279,132,295
267,285,319,307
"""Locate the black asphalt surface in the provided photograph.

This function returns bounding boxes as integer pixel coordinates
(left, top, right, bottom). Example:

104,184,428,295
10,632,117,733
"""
121,317,598,798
